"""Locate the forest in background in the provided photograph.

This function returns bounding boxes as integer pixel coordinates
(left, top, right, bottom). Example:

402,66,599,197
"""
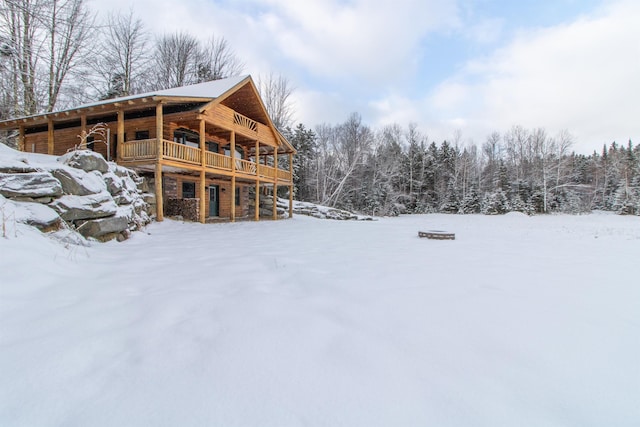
285,118,639,216
1,0,638,216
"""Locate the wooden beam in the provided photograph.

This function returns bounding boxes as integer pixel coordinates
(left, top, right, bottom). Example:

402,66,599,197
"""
155,162,164,222
155,103,164,222
47,118,54,155
199,119,206,224
230,130,236,222
273,148,278,220
289,185,293,218
80,114,87,148
288,153,293,218
18,125,25,152
289,153,293,184
116,109,124,162
255,140,260,221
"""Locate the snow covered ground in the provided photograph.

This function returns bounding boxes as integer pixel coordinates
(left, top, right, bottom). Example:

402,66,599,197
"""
1,212,639,426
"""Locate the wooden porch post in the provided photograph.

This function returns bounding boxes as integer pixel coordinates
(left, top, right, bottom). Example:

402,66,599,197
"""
255,140,260,221
18,125,25,152
273,148,278,220
155,103,164,222
116,109,124,162
289,153,294,218
230,131,236,222
47,118,54,155
199,118,206,224
80,114,87,148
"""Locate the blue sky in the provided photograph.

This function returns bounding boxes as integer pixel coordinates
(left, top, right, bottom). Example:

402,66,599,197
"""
92,0,639,153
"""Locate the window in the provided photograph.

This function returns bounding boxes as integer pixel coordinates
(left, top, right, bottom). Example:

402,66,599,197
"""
135,130,149,140
86,136,95,151
173,128,199,148
207,141,219,153
182,182,196,199
224,147,244,159
235,187,241,206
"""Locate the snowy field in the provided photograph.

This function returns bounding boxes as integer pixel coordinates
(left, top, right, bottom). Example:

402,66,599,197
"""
1,213,639,426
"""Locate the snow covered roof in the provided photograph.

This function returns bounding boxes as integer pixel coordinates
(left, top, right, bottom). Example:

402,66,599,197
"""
0,75,251,126
77,75,250,109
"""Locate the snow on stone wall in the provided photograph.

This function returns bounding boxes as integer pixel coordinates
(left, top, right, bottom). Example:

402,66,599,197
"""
0,144,152,243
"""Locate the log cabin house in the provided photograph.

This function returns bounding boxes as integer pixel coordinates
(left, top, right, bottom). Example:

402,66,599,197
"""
0,75,296,223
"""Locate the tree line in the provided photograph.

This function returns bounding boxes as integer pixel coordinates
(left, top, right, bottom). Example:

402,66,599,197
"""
0,0,249,118
2,0,637,217
285,116,640,216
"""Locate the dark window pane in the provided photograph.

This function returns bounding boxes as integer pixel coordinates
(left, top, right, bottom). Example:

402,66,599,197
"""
182,182,196,199
135,130,149,140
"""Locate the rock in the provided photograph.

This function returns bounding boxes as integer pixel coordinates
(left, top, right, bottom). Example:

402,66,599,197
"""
76,215,129,238
132,197,146,213
49,191,118,221
142,193,156,204
122,176,139,194
1,198,61,231
111,164,131,178
114,190,134,205
0,158,39,173
0,172,63,198
11,196,56,204
117,229,131,242
103,172,124,196
51,167,106,196
59,150,109,173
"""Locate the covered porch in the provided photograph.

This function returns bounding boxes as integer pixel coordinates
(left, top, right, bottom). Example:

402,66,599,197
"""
118,102,294,223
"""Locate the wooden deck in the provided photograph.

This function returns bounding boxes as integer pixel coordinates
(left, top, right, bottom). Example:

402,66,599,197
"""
120,139,292,183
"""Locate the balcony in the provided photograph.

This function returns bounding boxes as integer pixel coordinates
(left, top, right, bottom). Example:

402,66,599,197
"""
120,139,292,183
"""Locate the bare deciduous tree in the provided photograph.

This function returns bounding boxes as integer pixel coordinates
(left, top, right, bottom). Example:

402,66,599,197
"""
258,72,294,131
196,34,243,82
153,31,200,89
45,0,94,111
0,0,93,114
96,9,149,98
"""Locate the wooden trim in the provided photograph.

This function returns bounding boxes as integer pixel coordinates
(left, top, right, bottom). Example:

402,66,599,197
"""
116,109,124,162
196,76,251,113
255,140,260,221
289,185,293,218
155,103,164,221
273,148,278,220
230,130,236,222
199,170,206,223
47,119,54,155
199,119,206,223
155,161,164,222
80,114,87,147
18,125,25,152
288,153,293,217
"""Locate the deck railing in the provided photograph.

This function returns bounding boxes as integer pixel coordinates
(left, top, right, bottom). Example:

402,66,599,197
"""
205,151,231,170
236,158,257,175
258,164,276,179
120,139,157,160
163,140,201,165
277,168,292,181
120,139,291,182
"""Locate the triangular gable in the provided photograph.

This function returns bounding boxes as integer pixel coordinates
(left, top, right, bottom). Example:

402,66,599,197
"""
199,76,295,153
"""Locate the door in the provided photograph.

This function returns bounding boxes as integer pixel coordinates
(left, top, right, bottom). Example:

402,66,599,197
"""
209,185,219,217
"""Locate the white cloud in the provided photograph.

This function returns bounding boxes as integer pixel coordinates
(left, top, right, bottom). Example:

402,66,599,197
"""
421,0,640,152
361,0,640,152
246,0,460,83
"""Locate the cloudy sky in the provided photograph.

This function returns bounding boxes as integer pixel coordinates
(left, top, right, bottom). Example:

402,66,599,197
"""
91,0,639,153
